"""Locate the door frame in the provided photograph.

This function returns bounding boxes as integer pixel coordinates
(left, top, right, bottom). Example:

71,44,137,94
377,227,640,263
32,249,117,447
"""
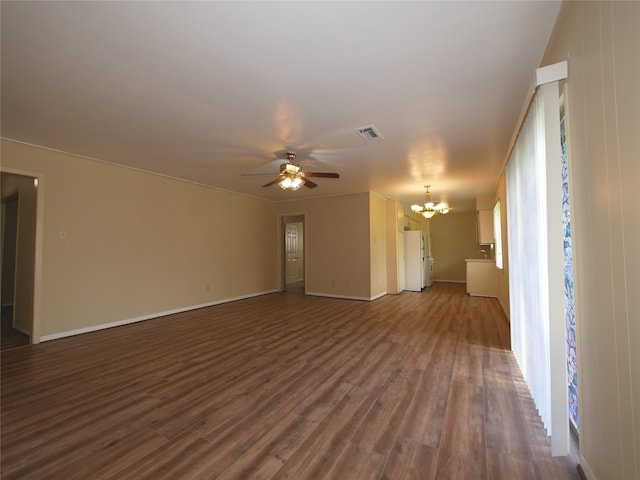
284,221,304,285
278,213,305,292
0,167,44,344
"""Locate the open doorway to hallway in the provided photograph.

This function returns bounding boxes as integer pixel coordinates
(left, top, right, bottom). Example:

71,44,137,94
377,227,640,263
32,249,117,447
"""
1,172,37,350
282,215,304,294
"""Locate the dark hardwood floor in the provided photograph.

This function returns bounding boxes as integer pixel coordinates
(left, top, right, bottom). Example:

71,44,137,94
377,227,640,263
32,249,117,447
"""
1,306,30,351
0,282,579,479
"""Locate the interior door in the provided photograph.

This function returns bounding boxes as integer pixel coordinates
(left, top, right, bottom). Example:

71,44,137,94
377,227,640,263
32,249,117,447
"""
285,222,304,284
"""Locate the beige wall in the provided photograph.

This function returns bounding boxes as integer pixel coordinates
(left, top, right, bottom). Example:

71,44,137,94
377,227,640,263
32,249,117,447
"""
493,174,509,317
276,192,372,299
384,199,400,294
430,212,486,282
543,2,639,479
1,173,37,336
369,193,387,299
1,139,278,339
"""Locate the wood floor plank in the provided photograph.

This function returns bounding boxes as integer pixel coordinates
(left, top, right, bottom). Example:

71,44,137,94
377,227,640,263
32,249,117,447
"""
381,436,439,480
453,339,485,386
270,385,380,479
484,386,539,460
54,428,168,480
2,394,159,480
435,380,487,479
486,448,542,480
325,441,386,479
397,364,452,449
216,412,319,480
428,332,459,370
350,366,420,454
104,430,210,480
0,283,580,479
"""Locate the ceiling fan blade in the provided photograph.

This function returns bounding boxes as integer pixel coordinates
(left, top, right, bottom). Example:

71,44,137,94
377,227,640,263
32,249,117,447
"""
303,172,340,178
303,178,318,188
241,173,279,176
262,178,281,188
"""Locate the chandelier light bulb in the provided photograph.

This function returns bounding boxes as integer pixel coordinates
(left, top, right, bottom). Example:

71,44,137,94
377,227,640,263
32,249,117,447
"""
412,185,449,218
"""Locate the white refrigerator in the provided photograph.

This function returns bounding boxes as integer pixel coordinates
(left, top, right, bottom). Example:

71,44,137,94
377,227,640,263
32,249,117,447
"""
404,230,427,291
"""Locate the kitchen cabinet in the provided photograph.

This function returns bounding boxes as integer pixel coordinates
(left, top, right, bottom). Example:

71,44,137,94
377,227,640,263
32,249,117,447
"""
466,259,497,297
477,209,494,244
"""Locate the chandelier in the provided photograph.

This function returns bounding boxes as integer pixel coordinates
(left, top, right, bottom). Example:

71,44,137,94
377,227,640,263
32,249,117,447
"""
278,162,305,190
411,185,449,219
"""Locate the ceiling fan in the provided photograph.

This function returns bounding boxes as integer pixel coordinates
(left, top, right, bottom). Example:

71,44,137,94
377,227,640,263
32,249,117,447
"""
242,152,340,190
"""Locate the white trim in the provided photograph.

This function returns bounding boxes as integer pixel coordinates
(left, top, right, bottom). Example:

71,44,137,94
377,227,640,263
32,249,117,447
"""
0,137,272,203
579,455,596,480
541,81,570,456
502,60,568,177
497,296,510,320
304,291,377,302
370,291,386,301
278,212,307,292
536,61,568,86
39,290,277,342
0,166,45,344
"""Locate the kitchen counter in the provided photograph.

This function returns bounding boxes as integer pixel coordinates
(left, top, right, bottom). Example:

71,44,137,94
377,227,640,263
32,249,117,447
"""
465,258,497,297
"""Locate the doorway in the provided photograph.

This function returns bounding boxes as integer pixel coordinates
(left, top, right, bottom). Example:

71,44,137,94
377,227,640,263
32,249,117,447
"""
1,193,29,349
282,215,305,294
1,172,38,350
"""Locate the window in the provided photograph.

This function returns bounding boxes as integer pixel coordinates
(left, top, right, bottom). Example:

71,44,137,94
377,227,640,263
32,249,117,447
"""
505,81,568,455
493,201,503,269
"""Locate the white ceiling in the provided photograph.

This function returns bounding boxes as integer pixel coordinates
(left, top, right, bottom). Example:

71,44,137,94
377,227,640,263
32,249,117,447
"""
1,1,561,211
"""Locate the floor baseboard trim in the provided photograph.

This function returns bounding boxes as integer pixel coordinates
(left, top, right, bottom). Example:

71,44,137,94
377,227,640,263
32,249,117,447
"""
578,456,595,480
577,464,587,480
497,296,510,319
39,290,278,342
305,291,373,301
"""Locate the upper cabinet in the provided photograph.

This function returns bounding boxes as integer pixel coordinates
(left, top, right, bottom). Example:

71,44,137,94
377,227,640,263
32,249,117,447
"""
477,210,494,244
476,196,494,244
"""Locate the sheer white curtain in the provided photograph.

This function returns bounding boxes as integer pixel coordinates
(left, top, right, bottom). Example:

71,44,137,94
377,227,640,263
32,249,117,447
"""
505,81,568,456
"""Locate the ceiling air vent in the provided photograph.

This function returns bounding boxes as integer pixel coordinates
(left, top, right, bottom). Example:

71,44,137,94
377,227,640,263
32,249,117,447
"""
356,125,384,142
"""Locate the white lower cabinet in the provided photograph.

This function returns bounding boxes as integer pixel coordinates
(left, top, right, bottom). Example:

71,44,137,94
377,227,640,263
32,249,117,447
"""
465,259,497,297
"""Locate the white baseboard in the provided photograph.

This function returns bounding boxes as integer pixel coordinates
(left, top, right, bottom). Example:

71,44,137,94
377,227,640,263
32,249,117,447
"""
498,296,510,319
305,291,376,302
39,289,278,342
579,455,596,480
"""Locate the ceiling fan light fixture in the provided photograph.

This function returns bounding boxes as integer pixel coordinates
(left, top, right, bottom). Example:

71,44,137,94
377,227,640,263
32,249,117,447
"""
245,151,339,190
279,174,304,190
290,176,304,190
279,176,292,190
283,163,300,175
